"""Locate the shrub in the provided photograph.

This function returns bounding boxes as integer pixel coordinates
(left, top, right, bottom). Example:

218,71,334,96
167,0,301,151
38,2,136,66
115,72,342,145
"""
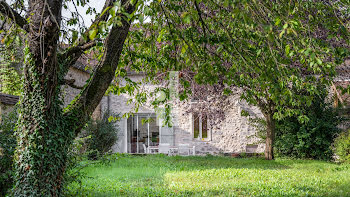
63,135,91,195
84,111,119,159
275,93,343,160
0,108,18,196
333,131,350,163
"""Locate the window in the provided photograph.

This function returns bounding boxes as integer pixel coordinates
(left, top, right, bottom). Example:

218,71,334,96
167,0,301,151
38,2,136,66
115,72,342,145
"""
193,113,208,140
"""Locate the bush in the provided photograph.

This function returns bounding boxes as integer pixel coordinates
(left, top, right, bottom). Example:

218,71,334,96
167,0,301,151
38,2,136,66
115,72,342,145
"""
63,135,91,195
84,111,119,159
0,108,18,196
275,93,343,160
333,131,350,163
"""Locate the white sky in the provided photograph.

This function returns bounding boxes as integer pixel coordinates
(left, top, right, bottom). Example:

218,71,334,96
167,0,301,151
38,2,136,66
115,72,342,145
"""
61,1,105,27
5,0,104,28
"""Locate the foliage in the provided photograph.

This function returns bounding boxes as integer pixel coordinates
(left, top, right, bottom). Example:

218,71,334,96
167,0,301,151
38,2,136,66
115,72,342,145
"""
84,111,119,159
67,155,350,196
274,91,343,160
0,44,22,95
334,130,350,163
0,63,22,95
63,136,119,195
63,135,92,196
0,108,17,196
121,0,350,159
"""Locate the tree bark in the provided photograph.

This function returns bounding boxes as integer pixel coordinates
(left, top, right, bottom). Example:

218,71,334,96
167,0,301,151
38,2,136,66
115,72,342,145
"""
13,0,66,196
265,112,275,160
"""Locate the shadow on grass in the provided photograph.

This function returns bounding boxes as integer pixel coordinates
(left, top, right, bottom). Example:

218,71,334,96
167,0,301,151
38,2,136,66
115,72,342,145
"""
150,154,292,171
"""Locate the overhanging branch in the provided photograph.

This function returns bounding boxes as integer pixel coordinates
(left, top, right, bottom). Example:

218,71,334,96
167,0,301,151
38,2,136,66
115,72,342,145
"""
0,1,28,31
59,0,116,68
64,0,138,135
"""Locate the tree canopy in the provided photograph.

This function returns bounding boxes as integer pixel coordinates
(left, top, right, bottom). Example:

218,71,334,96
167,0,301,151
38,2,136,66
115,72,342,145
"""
121,0,350,159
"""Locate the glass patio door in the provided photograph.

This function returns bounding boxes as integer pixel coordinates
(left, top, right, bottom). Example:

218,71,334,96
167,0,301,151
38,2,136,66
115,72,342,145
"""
127,114,159,153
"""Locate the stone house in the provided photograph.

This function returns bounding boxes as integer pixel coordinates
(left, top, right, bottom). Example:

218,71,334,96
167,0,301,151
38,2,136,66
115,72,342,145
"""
3,58,350,155
64,59,350,155
59,58,265,155
0,58,289,155
96,73,264,155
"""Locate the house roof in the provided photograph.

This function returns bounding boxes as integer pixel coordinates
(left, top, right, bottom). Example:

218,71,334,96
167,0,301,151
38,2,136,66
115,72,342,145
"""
71,60,91,73
0,93,19,105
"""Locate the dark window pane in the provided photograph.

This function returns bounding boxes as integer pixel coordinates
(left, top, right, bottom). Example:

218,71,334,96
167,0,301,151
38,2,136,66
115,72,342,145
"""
202,114,208,138
193,113,199,138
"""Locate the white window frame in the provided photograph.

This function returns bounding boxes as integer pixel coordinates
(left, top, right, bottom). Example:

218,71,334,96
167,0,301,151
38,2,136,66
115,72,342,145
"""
192,113,211,141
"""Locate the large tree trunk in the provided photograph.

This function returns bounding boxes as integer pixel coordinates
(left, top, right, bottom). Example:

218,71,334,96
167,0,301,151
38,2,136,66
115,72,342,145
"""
11,0,136,196
265,112,275,160
13,1,68,196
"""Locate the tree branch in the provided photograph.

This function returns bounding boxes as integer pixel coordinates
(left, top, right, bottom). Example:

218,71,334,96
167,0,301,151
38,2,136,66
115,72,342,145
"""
0,1,28,31
59,0,116,68
65,0,137,134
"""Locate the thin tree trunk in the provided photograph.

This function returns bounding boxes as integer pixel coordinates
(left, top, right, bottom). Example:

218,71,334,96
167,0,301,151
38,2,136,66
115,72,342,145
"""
265,112,275,160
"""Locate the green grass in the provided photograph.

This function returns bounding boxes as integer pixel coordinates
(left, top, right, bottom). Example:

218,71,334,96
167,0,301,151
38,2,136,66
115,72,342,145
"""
67,154,350,197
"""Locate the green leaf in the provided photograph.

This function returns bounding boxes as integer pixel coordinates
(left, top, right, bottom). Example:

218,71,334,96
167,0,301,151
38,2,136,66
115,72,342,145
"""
139,14,144,24
285,45,290,55
275,17,281,26
71,30,78,43
279,30,285,38
181,12,191,24
89,28,98,40
316,58,322,65
109,6,116,17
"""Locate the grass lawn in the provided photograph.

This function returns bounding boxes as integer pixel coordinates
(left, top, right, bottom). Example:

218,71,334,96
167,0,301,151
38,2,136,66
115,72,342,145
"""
67,154,350,197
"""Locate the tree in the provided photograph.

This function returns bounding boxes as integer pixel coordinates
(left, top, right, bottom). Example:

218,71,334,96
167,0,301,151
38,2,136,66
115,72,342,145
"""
0,0,142,196
122,0,350,160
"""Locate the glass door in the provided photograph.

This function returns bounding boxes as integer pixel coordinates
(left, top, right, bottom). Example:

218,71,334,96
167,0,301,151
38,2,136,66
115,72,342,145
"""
127,114,159,153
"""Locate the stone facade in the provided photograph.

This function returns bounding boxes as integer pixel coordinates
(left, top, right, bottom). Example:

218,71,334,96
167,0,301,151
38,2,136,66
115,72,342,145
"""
100,73,265,155
172,99,264,154
1,66,265,155
62,67,101,120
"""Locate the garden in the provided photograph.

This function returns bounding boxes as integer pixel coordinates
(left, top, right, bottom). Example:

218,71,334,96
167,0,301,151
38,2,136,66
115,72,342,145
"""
66,155,350,197
0,0,350,196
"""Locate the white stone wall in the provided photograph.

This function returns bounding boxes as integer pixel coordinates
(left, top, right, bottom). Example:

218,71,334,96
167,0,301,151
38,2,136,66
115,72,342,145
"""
172,99,265,154
101,74,157,153
106,74,265,154
62,67,101,119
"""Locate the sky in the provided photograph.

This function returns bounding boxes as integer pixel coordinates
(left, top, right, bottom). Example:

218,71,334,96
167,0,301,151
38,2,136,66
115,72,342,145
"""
61,1,105,27
5,0,104,28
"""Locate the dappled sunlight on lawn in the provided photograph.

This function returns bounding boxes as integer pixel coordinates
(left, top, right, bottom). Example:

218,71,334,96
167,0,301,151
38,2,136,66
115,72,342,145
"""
164,166,350,196
67,155,350,197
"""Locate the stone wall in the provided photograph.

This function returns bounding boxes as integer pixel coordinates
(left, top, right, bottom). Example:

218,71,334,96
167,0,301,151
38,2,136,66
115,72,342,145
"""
172,98,265,154
100,74,157,153
62,67,101,120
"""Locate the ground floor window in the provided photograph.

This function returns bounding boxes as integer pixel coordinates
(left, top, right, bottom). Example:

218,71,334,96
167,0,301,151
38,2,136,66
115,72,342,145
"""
193,113,208,139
